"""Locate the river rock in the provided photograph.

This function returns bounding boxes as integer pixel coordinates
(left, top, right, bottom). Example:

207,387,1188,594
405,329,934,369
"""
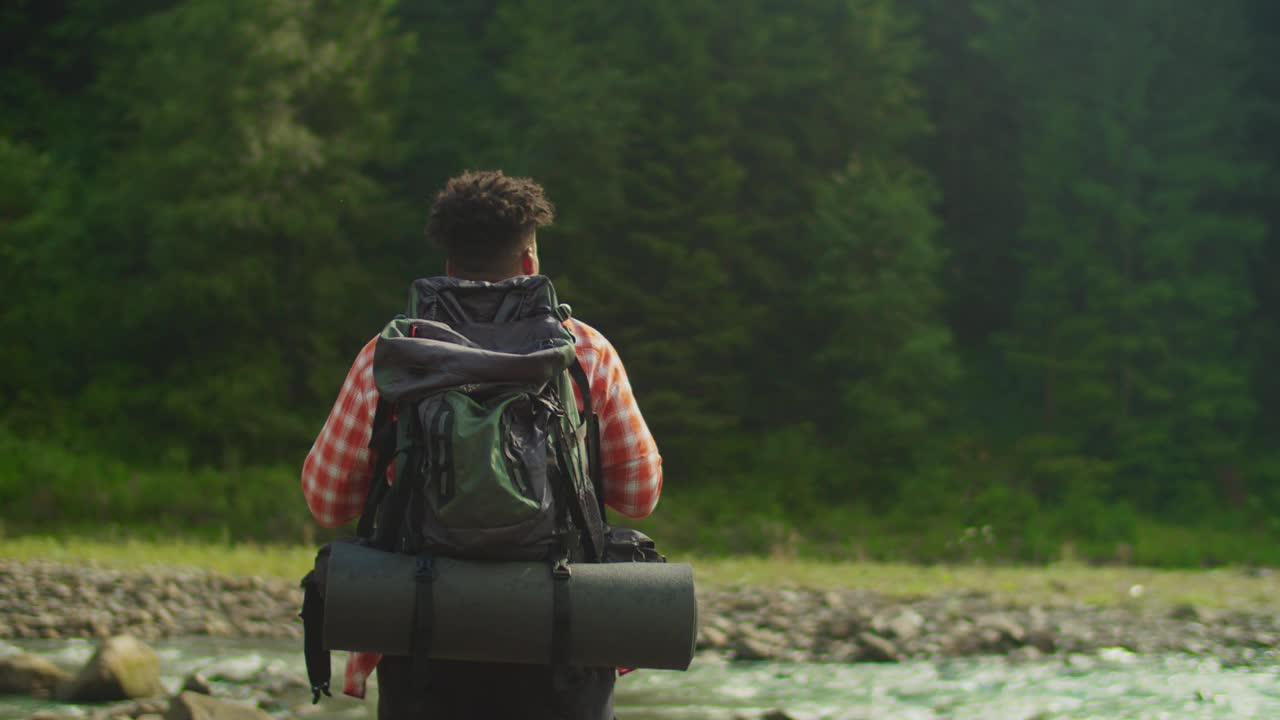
698,626,730,649
856,632,900,663
734,635,781,661
1026,628,1057,654
0,653,71,697
59,636,164,703
1008,645,1044,663
90,698,169,719
732,626,788,661
201,655,264,684
27,711,82,720
733,711,796,720
976,614,1026,649
879,609,926,641
181,673,213,695
164,691,273,720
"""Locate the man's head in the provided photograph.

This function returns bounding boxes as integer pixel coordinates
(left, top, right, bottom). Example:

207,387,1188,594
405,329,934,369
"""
425,170,555,281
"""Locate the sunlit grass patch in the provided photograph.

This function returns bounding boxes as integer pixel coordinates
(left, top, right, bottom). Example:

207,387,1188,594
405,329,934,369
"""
0,536,316,579
678,554,1277,611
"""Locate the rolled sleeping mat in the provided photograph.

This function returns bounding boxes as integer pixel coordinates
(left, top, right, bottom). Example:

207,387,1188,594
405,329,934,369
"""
323,542,698,671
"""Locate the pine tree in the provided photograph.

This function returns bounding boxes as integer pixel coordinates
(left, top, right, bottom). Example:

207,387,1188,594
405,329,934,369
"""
805,156,957,503
83,0,411,462
0,140,77,411
467,0,949,474
978,0,1266,513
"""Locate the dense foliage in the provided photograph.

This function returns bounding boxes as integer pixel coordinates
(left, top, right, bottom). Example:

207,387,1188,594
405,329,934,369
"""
3,0,1278,564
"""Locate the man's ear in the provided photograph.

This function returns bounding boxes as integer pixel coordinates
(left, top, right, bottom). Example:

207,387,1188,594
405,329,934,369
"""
520,245,539,276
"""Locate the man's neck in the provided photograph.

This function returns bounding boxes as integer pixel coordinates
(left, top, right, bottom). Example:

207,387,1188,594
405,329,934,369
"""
450,270,527,283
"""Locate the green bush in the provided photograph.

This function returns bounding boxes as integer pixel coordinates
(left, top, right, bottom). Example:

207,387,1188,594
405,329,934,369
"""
0,427,318,541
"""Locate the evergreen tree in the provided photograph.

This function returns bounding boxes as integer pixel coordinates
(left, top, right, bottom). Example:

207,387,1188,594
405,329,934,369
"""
0,140,78,413
978,0,1266,513
805,156,957,504
82,0,411,462
472,0,947,473
1244,0,1280,508
913,0,1025,351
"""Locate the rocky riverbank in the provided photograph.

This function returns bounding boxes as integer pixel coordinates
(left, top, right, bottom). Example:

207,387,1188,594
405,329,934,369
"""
2,558,1278,668
0,560,300,642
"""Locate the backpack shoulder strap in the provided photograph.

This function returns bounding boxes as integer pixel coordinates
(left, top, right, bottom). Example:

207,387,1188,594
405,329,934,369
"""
568,358,605,517
356,398,397,540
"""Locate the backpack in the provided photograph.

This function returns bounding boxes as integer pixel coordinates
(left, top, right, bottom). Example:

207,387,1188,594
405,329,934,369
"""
360,275,606,564
299,276,669,715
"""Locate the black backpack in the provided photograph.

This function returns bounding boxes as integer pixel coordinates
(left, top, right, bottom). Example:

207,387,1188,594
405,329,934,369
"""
360,275,606,564
301,276,638,717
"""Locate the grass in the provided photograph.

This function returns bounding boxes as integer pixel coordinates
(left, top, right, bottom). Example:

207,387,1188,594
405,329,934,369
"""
687,555,1278,611
0,536,318,579
1,536,1274,612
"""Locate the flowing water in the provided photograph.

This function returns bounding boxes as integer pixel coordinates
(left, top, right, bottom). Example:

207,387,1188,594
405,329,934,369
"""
4,638,1280,720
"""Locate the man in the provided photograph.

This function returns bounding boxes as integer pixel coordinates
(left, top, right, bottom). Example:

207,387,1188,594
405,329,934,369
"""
301,169,663,719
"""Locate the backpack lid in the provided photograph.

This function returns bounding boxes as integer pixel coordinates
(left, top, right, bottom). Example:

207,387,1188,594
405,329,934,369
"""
372,275,577,403
409,275,563,326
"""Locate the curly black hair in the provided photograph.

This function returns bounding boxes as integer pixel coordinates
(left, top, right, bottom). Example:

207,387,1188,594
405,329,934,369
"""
425,170,555,275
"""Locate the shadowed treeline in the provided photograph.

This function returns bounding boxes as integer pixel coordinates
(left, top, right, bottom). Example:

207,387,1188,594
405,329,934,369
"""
2,1,1279,565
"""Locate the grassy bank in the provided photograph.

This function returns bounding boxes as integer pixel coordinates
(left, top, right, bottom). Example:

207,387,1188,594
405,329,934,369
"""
4,430,1278,567
1,537,1275,612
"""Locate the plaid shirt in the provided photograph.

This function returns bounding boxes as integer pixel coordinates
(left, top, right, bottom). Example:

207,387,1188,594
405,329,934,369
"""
301,318,663,698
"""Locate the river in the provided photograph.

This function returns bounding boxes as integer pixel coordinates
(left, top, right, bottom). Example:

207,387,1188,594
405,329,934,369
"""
4,638,1280,720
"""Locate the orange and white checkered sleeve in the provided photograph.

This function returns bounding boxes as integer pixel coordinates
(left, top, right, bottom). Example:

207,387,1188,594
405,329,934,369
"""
569,320,663,518
301,336,380,528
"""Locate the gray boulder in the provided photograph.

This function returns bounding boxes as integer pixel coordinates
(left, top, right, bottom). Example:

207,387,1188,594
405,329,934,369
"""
181,673,212,696
59,635,164,703
856,632,901,663
976,613,1026,650
698,626,730,649
882,609,926,641
0,653,70,697
734,636,780,661
1026,628,1057,654
732,626,787,661
164,691,273,720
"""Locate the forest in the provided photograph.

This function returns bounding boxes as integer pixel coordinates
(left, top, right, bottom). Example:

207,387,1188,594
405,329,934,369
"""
2,0,1279,566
